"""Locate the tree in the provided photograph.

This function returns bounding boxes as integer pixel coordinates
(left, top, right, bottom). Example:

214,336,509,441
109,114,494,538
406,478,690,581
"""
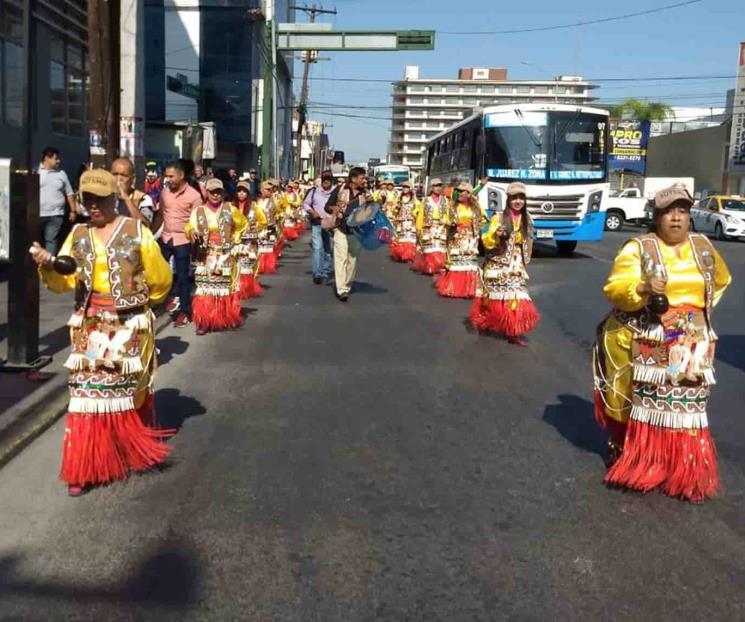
606,99,675,122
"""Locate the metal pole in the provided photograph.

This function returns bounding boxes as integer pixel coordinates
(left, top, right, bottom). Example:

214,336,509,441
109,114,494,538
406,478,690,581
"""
271,14,279,177
22,0,35,171
260,8,273,179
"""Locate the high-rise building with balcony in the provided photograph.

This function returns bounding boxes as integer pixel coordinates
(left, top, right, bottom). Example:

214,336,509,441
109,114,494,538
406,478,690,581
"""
388,66,598,174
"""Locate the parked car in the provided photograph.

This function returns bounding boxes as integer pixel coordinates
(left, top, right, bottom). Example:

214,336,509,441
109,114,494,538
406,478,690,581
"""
691,196,745,240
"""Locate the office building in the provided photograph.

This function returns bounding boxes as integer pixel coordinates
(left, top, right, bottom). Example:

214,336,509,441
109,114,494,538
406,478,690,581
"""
388,66,598,174
145,0,295,173
0,0,88,172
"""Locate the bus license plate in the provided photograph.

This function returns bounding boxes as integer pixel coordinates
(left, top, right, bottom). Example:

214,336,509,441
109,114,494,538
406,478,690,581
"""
536,229,554,239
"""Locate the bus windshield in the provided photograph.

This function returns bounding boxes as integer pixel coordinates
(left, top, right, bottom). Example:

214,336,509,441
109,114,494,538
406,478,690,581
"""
484,111,548,181
484,110,607,184
375,169,410,186
550,112,606,181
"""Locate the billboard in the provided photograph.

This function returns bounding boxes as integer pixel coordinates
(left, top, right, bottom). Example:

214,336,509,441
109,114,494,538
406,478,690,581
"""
728,42,745,175
609,119,651,175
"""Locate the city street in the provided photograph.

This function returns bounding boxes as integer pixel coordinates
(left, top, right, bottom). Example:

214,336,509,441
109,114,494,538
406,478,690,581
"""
1,230,744,621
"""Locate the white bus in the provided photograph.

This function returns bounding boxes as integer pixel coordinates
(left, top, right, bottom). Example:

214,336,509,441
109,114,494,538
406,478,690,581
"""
372,164,412,188
424,103,610,256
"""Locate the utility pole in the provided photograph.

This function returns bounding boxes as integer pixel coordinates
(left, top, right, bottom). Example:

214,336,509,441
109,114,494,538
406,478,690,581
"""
87,0,120,168
119,0,145,186
261,1,274,179
291,4,336,178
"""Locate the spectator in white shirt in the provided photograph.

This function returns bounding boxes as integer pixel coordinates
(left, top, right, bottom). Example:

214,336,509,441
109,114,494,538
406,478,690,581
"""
38,146,78,254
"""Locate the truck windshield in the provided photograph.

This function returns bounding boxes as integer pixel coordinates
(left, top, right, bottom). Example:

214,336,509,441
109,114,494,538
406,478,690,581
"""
484,110,607,184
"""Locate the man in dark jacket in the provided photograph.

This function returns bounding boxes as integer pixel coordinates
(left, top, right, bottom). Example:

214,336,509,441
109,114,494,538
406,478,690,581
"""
324,166,368,302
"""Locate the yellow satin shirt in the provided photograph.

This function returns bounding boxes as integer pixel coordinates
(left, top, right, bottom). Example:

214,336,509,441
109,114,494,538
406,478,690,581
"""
414,197,448,231
40,220,172,305
185,204,248,245
446,203,487,227
604,238,731,312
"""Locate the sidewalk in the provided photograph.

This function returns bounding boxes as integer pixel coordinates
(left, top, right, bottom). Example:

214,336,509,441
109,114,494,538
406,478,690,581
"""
0,281,171,466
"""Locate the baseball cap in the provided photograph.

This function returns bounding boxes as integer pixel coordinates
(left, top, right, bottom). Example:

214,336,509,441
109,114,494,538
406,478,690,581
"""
79,169,117,197
654,185,694,210
320,169,334,179
205,178,224,192
401,180,412,189
429,178,443,186
506,181,527,196
457,182,473,192
237,180,251,192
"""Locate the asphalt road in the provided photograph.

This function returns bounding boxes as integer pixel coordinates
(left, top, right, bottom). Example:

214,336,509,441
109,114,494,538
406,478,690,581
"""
1,228,744,621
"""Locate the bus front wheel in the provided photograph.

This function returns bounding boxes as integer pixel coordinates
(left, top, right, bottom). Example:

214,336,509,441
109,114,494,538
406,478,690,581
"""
556,241,577,256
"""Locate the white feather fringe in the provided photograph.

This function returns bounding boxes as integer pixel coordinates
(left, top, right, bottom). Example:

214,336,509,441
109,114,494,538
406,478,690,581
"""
68,396,136,414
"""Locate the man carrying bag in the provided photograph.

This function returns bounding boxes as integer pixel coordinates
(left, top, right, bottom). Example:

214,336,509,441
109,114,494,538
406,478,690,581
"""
324,167,369,302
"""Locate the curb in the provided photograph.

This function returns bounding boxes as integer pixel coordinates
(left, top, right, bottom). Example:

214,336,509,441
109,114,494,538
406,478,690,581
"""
0,310,174,470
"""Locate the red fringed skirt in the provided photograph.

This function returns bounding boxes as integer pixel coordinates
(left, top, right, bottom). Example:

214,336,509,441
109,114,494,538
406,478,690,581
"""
469,297,539,337
283,226,299,241
192,291,242,332
390,241,417,263
412,251,446,275
435,268,479,298
258,250,278,274
239,273,264,299
275,239,284,258
61,393,172,486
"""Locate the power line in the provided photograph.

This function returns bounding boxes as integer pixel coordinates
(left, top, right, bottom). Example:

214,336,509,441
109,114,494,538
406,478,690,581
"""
439,0,703,35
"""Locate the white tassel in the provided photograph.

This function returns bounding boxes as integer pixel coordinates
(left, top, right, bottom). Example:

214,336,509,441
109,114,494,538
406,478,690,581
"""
68,395,135,414
125,313,150,331
63,353,87,371
630,405,708,430
640,323,665,344
703,368,716,386
67,312,84,328
121,356,143,375
632,364,667,385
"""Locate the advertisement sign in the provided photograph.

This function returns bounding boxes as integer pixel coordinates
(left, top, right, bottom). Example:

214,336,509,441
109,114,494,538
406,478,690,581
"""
728,42,745,174
119,116,144,158
89,129,105,156
609,119,651,174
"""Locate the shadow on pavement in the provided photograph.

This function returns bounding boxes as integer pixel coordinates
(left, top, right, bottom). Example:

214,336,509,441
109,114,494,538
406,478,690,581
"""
157,336,189,367
542,393,606,458
0,536,201,615
352,281,388,295
155,389,207,432
715,334,745,372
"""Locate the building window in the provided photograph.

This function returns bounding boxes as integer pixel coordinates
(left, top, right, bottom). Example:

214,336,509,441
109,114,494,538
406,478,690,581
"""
0,1,24,127
49,34,86,136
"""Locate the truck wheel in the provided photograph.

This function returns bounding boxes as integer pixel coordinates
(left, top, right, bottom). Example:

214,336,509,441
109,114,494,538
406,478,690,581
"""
715,222,728,241
556,241,578,257
604,210,624,232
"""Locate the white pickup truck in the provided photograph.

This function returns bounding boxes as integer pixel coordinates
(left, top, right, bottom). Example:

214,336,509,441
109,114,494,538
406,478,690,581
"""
604,177,695,231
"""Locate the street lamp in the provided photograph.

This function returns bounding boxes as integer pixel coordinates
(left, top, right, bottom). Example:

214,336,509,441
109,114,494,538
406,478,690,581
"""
521,61,559,104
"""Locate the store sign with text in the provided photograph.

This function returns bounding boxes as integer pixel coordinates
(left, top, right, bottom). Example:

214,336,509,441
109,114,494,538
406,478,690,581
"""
609,119,650,174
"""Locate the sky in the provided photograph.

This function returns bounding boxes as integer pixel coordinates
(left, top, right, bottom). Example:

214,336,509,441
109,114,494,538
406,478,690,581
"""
292,0,744,164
